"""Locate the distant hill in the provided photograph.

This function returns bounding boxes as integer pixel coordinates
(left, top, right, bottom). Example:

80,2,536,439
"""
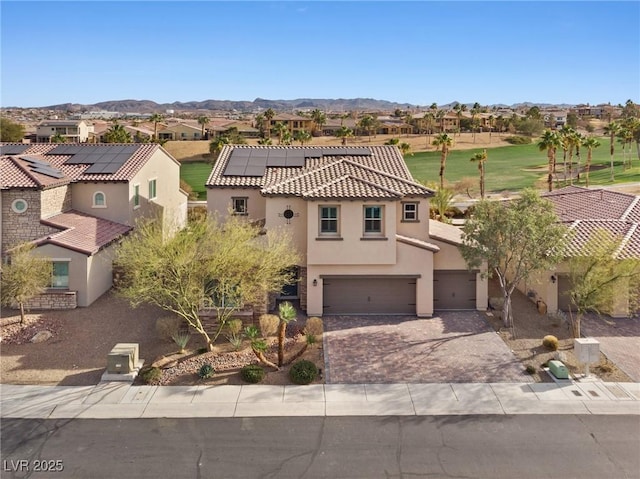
31,98,578,114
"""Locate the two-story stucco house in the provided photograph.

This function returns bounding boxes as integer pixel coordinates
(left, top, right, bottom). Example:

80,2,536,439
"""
1,143,188,309
206,145,487,317
36,120,94,143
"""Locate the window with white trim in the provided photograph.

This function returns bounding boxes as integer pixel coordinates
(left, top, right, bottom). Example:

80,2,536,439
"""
51,261,69,288
319,206,339,235
11,199,28,213
402,202,418,222
232,197,247,215
92,191,106,208
133,184,140,208
148,179,157,200
363,205,384,235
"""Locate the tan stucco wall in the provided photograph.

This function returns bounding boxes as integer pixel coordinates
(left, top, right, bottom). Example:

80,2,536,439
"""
305,241,434,317
32,244,90,306
85,246,116,306
306,200,397,265
264,196,307,261
72,182,130,224
207,187,266,221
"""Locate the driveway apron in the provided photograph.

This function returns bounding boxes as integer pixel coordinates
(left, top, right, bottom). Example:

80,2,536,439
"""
323,312,533,384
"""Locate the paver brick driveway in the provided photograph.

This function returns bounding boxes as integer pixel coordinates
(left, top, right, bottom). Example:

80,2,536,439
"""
323,312,533,384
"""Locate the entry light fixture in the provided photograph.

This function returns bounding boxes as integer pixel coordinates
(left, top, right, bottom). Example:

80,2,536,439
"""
313,279,318,287
550,275,557,284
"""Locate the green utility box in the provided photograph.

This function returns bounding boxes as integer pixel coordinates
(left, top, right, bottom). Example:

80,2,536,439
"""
548,360,569,380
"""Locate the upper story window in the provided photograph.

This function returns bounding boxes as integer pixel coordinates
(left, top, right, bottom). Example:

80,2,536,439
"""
92,191,106,208
51,261,69,289
232,197,247,215
364,205,383,235
148,179,157,200
319,206,339,235
11,199,28,214
133,184,140,208
402,202,419,222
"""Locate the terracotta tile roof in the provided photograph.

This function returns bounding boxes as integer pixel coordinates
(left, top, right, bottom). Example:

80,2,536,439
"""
396,234,440,252
1,143,161,187
206,145,433,200
37,210,132,255
0,156,71,189
428,219,463,245
543,186,640,259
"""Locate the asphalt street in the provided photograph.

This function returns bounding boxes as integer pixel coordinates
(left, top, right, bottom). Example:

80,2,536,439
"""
2,415,639,479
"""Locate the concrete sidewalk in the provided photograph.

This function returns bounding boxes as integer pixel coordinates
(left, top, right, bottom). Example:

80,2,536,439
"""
2,381,639,419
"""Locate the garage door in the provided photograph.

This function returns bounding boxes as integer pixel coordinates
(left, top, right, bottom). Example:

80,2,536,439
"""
323,277,416,314
433,271,476,310
557,274,575,312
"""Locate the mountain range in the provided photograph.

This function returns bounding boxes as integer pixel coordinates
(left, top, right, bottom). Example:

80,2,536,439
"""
33,98,575,114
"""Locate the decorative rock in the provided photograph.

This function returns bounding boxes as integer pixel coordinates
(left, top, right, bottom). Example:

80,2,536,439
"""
30,330,53,343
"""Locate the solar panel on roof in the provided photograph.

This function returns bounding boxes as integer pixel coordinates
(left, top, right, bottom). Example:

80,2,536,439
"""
31,166,65,179
267,150,287,158
232,149,251,158
266,156,287,167
345,147,371,155
0,144,30,155
21,156,51,167
99,162,124,174
324,148,347,156
222,165,247,176
84,163,107,174
284,151,305,167
250,150,269,158
244,166,267,176
303,149,322,158
247,156,267,167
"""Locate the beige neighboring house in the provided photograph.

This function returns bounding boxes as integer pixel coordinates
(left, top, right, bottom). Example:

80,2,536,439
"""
518,186,640,318
268,113,314,137
206,145,487,317
36,120,94,143
1,143,188,309
158,122,204,141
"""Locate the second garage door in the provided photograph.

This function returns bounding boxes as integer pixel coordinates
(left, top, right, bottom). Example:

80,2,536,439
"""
323,277,416,314
433,271,476,310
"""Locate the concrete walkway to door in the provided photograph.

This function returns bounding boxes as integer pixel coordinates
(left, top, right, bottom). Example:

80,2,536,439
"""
323,313,533,384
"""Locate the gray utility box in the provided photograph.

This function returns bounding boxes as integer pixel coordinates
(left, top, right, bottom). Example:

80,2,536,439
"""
107,343,140,374
548,360,570,379
574,338,600,364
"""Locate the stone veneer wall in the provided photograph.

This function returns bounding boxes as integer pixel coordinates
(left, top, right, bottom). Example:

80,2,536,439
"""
299,266,307,311
1,190,59,254
41,185,72,219
22,291,77,310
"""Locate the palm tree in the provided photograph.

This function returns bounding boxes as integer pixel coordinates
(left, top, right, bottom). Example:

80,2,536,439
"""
470,149,488,199
558,126,574,185
453,103,466,137
294,129,312,146
335,126,353,145
254,113,266,138
197,116,210,139
399,142,412,156
50,132,66,143
273,122,288,145
103,122,132,143
488,115,495,143
311,108,326,136
403,113,413,137
264,108,275,139
537,129,561,192
432,187,454,223
471,102,481,143
358,115,376,142
257,137,272,145
149,113,164,141
582,136,601,187
432,133,453,189
435,109,446,134
603,121,620,180
277,301,297,367
571,131,584,183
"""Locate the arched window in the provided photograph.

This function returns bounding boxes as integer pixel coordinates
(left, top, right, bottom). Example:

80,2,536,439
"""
93,191,106,208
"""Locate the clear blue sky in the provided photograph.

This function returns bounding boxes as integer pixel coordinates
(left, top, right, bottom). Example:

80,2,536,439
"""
1,1,638,108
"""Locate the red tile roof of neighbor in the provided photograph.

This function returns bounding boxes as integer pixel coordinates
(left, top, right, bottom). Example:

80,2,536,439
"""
542,186,640,259
1,143,162,189
206,145,433,199
37,210,132,255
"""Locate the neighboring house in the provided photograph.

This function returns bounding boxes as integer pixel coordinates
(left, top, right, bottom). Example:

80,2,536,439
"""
36,120,94,143
520,186,640,318
268,113,314,137
0,143,188,308
157,122,203,141
206,145,487,317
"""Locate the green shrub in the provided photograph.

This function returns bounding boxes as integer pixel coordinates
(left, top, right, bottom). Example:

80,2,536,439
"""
504,135,532,145
542,335,559,351
226,319,245,351
304,317,324,336
289,360,319,385
227,318,244,335
198,364,215,379
140,367,162,385
171,331,191,353
525,364,536,375
241,364,265,383
197,347,208,355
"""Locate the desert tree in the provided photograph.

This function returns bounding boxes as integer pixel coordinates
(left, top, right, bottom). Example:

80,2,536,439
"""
310,109,326,135
537,129,561,192
114,214,300,351
50,132,67,143
294,129,312,146
358,115,377,141
1,243,52,324
432,133,453,189
581,136,601,187
149,113,164,141
197,116,210,139
461,190,568,332
566,229,640,338
209,136,229,163
335,126,353,145
603,121,620,180
0,117,25,142
470,149,488,199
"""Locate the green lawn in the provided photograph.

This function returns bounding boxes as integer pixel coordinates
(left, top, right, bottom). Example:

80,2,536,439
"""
180,162,211,200
405,139,640,193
